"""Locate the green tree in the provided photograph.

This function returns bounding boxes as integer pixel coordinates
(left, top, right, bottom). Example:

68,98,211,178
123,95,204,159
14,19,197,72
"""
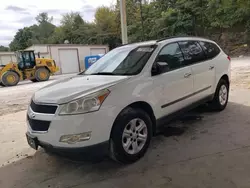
8,0,250,55
9,27,33,51
0,46,9,52
35,12,53,24
33,12,56,44
58,12,86,44
9,12,56,50
94,6,121,48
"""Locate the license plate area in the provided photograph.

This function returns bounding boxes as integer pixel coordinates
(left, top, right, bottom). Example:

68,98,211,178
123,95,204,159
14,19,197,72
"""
26,133,38,150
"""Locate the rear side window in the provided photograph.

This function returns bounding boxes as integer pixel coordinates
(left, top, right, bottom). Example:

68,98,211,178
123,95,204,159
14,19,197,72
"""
199,41,221,59
178,41,206,65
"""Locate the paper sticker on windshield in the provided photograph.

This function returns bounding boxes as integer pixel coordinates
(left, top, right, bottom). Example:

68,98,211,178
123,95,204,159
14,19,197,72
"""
137,47,154,52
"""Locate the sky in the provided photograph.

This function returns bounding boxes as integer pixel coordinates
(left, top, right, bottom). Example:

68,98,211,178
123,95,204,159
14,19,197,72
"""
0,0,114,46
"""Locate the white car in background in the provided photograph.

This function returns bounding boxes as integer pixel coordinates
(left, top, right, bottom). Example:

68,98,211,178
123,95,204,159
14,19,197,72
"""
26,37,231,163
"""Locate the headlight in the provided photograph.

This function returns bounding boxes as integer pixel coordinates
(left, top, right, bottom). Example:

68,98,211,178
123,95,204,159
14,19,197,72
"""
59,89,110,115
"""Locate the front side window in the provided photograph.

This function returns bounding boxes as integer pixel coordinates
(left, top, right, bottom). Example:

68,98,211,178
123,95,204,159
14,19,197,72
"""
82,45,156,76
178,41,206,65
199,41,221,59
155,42,185,72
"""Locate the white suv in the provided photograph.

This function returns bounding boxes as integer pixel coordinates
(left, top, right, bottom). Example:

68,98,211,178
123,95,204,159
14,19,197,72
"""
26,37,231,163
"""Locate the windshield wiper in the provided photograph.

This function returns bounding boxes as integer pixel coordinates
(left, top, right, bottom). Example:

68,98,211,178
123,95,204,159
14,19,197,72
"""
91,72,117,75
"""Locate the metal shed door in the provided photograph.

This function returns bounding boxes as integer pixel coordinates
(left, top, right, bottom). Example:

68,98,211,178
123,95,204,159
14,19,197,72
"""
59,49,79,74
90,48,106,55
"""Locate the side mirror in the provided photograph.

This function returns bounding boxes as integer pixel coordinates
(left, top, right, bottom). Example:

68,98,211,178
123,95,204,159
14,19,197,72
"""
152,61,169,76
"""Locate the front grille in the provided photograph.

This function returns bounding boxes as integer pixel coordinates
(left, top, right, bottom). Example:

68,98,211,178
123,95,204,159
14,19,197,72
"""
27,116,51,132
30,100,57,114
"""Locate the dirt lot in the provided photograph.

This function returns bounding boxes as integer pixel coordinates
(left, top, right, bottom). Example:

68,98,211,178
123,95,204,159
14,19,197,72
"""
1,60,250,188
0,74,75,116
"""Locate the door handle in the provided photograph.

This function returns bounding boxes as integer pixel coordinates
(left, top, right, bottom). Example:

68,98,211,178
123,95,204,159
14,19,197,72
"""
184,73,192,78
209,66,214,70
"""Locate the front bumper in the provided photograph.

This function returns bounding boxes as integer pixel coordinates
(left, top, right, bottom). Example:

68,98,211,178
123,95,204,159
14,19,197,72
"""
26,132,109,157
26,104,118,149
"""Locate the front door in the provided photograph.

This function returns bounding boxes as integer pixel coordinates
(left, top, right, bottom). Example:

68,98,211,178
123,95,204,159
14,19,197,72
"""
152,42,194,118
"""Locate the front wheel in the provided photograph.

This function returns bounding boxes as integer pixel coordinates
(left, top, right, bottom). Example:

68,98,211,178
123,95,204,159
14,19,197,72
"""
209,79,229,111
35,68,50,82
110,108,152,164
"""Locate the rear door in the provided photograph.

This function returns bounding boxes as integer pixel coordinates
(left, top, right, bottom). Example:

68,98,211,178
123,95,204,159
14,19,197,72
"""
178,41,215,101
152,42,194,117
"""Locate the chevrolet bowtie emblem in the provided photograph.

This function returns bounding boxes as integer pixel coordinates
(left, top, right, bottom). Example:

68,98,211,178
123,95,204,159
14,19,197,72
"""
30,113,36,119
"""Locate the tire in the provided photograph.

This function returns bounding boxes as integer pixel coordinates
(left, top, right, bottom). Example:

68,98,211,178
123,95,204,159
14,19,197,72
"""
0,82,5,87
35,68,50,82
1,71,20,86
209,79,229,111
110,107,152,164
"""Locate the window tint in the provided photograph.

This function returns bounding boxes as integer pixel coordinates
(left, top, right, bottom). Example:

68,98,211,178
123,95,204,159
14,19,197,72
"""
156,43,185,72
178,41,206,65
23,53,30,61
113,47,154,75
199,41,221,59
30,53,35,62
84,45,156,76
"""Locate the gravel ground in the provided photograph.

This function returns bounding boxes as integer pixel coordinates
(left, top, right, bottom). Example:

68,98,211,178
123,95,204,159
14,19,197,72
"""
1,60,250,188
0,74,75,116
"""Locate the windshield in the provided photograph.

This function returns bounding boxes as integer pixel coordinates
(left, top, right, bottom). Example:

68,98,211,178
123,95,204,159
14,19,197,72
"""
82,45,156,76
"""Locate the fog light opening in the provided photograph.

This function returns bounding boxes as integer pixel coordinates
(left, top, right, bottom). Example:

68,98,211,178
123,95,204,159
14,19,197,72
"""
59,132,91,144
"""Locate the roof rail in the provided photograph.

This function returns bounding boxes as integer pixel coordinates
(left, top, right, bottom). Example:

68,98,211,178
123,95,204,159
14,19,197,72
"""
156,35,193,42
116,43,131,47
116,40,157,48
156,35,212,42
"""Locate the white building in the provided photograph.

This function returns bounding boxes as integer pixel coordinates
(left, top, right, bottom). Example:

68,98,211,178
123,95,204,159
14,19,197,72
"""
0,52,16,65
25,44,109,74
0,44,109,74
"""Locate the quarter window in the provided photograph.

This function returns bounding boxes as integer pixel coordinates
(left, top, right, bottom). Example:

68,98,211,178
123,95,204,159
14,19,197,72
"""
156,43,185,72
178,41,206,65
199,41,221,59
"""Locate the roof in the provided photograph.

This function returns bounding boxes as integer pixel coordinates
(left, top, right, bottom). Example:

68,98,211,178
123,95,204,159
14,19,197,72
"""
156,36,216,44
118,36,215,48
0,52,15,55
118,40,157,48
17,50,35,52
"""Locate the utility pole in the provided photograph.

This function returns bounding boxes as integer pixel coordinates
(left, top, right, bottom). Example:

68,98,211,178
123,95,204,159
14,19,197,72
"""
139,0,145,41
120,0,128,44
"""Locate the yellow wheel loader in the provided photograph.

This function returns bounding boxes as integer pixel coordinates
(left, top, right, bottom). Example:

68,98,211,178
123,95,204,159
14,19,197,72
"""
0,50,59,87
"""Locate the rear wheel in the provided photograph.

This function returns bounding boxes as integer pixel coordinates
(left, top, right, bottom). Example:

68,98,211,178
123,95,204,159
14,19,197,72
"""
109,108,152,164
1,71,20,86
209,79,229,111
35,68,50,82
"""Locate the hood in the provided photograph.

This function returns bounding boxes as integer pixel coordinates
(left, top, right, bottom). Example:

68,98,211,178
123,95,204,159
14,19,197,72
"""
34,75,130,104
